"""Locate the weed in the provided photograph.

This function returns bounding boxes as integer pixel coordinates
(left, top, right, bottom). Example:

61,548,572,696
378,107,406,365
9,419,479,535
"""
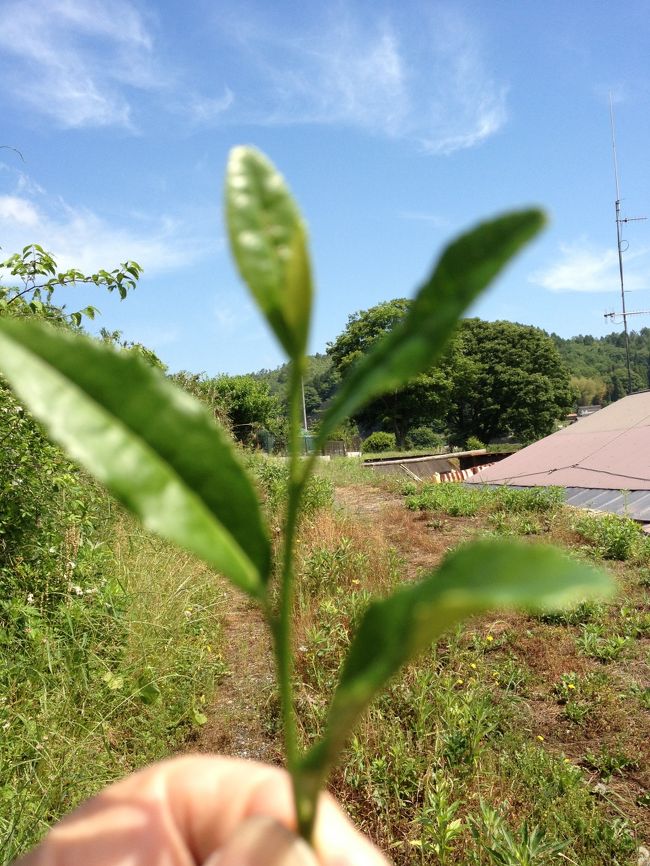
583,746,639,780
574,512,643,560
470,804,567,866
537,598,603,625
406,484,489,517
627,682,650,710
414,774,463,865
0,519,227,858
494,658,529,694
576,625,629,662
637,568,650,588
564,701,591,724
489,486,564,516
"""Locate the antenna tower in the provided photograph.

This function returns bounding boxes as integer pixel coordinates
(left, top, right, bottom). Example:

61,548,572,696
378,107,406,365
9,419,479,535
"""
603,96,648,393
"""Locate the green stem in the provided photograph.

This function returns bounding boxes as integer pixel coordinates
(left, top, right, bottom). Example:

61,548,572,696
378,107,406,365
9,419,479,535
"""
273,357,314,839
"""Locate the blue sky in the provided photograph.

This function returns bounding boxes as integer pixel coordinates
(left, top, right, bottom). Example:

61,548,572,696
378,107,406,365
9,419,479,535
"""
1,0,650,375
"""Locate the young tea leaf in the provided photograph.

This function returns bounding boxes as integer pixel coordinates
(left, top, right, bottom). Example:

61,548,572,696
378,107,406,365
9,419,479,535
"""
316,210,545,445
298,539,612,807
0,319,270,598
226,146,312,360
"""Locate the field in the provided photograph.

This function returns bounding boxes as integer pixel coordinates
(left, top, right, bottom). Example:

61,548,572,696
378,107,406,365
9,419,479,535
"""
3,458,649,864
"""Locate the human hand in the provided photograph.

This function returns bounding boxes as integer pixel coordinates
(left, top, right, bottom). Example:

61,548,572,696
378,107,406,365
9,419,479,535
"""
16,754,389,866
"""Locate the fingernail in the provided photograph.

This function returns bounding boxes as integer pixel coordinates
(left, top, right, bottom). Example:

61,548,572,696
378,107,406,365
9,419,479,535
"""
203,816,319,866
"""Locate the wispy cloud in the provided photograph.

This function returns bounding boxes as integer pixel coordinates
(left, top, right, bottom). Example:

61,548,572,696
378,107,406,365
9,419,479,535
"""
207,6,507,154
185,88,236,126
0,183,208,278
0,0,161,129
530,239,650,293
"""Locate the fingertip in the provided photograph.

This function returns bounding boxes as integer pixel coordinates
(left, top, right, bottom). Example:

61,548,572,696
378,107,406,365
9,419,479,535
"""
314,795,391,866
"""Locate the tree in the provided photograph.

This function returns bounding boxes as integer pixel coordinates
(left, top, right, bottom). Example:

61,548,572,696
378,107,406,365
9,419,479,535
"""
210,374,282,444
570,375,607,406
445,319,573,443
327,301,573,445
327,300,452,445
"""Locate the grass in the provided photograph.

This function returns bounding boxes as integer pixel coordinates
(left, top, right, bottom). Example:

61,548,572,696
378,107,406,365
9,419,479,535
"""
286,482,649,865
1,516,227,862
5,463,649,865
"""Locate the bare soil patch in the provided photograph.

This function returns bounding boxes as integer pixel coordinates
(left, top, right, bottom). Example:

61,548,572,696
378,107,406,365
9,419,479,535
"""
182,582,280,764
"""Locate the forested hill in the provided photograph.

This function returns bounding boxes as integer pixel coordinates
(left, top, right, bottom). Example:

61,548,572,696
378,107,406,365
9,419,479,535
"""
252,326,650,416
553,328,650,403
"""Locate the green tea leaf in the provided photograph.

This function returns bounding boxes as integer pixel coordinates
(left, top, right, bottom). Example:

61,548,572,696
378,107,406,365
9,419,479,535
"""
300,539,612,794
0,319,270,598
225,146,312,360
316,210,545,444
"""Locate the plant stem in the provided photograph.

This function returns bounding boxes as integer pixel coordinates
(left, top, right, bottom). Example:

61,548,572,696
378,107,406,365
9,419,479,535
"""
274,357,313,839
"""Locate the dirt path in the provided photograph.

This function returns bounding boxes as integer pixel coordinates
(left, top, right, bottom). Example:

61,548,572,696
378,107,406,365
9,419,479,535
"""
185,482,434,762
184,582,280,763
186,481,477,762
335,482,479,577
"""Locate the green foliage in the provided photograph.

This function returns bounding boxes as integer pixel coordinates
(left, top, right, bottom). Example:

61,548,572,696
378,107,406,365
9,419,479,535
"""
0,243,141,327
0,320,270,597
99,328,167,371
576,625,629,662
447,319,574,444
362,431,397,453
470,809,567,866
1,520,228,859
328,307,573,446
570,375,607,406
466,436,486,450
407,484,490,517
406,426,447,450
555,329,650,402
211,374,282,443
0,147,614,847
248,456,333,519
225,146,312,360
583,746,638,781
574,512,644,560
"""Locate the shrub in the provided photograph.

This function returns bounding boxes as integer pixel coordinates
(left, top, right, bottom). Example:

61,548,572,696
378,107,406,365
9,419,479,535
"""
466,435,486,450
405,426,446,451
362,431,396,453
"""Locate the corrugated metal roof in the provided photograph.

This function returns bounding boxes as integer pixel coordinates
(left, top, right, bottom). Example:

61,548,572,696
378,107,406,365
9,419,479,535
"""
469,391,650,490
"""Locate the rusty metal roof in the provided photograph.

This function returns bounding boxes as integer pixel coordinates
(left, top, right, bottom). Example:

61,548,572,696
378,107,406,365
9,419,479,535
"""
469,391,650,491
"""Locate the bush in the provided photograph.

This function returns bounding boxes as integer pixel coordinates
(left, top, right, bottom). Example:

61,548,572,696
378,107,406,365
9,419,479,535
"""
466,435,486,450
405,426,447,451
361,431,396,453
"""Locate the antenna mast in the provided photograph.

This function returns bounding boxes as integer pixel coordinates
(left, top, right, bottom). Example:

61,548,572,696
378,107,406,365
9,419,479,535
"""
604,95,647,394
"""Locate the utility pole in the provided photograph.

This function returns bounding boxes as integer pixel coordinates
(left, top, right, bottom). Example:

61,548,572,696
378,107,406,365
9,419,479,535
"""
603,96,648,394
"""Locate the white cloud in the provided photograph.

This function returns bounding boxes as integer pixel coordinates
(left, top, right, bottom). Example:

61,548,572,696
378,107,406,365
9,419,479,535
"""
530,239,650,293
0,0,161,129
185,88,235,125
0,188,208,279
0,196,40,227
209,7,507,154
